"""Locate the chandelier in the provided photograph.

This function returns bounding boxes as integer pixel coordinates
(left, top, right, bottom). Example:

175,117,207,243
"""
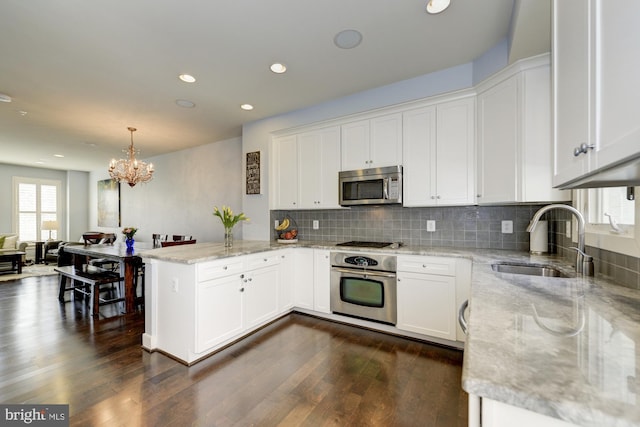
108,127,154,187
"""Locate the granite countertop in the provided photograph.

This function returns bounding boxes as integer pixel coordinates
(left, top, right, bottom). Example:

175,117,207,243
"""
462,252,640,427
140,240,640,426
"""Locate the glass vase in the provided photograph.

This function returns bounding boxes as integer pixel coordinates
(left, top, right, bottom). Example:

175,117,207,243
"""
224,227,233,248
125,237,135,252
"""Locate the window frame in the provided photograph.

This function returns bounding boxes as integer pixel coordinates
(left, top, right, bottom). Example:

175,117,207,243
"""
12,176,62,242
575,187,640,257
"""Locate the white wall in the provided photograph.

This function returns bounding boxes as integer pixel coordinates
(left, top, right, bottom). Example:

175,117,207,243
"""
88,136,243,244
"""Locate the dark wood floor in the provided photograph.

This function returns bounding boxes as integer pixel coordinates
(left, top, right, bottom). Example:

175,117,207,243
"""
0,274,468,426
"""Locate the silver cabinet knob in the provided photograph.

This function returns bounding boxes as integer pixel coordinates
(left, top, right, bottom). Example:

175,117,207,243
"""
573,143,595,157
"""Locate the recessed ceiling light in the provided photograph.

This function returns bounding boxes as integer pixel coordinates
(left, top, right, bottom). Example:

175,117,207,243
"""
18,110,27,116
35,161,45,165
240,104,254,111
0,93,12,103
334,29,363,49
54,154,64,158
179,74,196,83
176,99,195,108
270,63,287,74
426,0,450,14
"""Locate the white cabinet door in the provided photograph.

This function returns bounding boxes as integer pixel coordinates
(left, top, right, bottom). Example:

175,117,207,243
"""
313,249,331,314
403,97,474,207
593,1,640,170
552,0,591,186
397,271,456,340
552,0,640,187
196,274,244,353
244,264,280,329
278,249,294,312
273,134,299,209
435,97,476,205
402,105,437,206
477,74,519,203
298,127,341,209
370,113,402,168
341,113,402,170
477,60,569,204
341,120,370,170
293,248,315,310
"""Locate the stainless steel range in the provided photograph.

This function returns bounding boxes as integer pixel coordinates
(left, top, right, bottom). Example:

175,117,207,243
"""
330,251,397,325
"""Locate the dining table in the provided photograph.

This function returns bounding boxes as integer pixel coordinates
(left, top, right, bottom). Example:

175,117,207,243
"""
62,242,151,314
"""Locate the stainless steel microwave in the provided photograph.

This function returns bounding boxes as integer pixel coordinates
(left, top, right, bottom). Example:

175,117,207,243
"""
339,165,402,206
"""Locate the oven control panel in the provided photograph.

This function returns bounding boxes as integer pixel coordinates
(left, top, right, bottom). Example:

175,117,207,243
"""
331,252,396,273
344,256,378,267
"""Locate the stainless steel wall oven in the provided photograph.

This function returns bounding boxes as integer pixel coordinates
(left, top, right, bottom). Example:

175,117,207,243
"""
330,252,397,325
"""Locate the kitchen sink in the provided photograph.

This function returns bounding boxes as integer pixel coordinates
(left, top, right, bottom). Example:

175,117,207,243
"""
491,262,570,278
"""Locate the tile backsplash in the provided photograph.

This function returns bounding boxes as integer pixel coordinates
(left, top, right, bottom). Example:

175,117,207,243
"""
272,205,547,251
271,204,640,290
548,210,640,290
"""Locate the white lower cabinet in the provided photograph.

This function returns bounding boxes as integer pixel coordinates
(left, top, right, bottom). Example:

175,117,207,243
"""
244,263,280,329
278,249,294,312
471,396,579,427
313,249,331,314
152,249,472,365
293,248,315,310
397,255,457,341
192,252,284,361
196,273,244,353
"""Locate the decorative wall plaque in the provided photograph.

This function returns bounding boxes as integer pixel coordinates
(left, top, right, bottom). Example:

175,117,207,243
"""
246,151,261,195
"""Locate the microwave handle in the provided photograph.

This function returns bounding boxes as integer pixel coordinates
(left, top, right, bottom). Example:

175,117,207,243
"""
383,177,389,199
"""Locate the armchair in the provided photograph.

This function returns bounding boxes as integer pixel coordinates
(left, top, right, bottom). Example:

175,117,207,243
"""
43,241,63,264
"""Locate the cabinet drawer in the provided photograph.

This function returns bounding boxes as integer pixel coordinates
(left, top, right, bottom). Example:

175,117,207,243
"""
197,258,245,282
246,252,281,270
397,255,456,276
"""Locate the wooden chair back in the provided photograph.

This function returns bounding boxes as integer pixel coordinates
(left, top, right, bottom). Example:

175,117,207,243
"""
160,239,197,247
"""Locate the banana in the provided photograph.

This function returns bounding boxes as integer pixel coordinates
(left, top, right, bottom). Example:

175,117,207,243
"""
275,218,290,231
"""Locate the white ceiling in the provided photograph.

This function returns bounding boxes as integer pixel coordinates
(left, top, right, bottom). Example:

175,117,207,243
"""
0,0,549,172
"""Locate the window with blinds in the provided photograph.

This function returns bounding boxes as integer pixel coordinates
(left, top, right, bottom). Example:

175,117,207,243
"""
13,177,61,241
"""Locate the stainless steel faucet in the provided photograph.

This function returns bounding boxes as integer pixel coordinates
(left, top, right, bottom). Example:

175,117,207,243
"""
527,204,594,276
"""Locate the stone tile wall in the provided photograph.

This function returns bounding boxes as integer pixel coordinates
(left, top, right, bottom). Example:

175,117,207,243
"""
549,210,640,290
271,204,547,251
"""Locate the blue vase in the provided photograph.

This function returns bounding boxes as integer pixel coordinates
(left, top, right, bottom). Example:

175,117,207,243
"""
126,238,135,251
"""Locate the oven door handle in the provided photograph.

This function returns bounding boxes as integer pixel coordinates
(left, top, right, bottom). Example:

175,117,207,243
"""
331,267,396,278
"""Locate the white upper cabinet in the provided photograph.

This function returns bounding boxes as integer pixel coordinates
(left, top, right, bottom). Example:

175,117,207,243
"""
298,127,341,209
272,127,341,210
341,113,402,171
403,95,476,206
553,0,640,188
272,134,299,209
477,57,570,203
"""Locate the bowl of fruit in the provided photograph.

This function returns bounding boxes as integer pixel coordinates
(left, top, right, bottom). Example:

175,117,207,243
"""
275,217,298,243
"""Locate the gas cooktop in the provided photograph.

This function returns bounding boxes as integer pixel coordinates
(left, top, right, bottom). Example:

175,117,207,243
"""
335,241,393,248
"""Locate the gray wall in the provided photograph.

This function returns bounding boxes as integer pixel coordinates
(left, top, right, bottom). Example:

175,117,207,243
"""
0,163,88,241
242,39,510,241
87,137,243,244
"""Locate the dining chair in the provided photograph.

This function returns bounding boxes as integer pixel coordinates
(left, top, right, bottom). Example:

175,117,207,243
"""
152,234,168,248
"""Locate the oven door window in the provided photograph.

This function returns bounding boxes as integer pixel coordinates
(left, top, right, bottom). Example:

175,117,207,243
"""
340,276,384,308
342,179,384,201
